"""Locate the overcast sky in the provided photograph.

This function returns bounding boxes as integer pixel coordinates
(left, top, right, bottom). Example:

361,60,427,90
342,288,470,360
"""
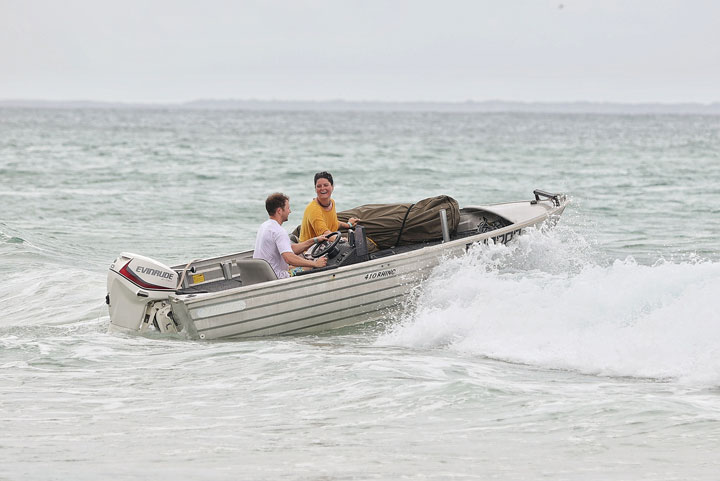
1,0,718,103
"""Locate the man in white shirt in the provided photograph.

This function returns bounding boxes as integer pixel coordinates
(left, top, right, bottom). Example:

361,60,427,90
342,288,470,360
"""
253,193,328,279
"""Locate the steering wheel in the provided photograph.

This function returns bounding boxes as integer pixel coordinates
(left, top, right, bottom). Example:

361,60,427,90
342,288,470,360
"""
310,231,342,258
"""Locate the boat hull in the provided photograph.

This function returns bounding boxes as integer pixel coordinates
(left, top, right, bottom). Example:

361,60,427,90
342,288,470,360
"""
167,198,566,340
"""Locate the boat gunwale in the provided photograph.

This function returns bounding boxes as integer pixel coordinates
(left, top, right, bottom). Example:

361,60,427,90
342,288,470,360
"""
173,197,568,307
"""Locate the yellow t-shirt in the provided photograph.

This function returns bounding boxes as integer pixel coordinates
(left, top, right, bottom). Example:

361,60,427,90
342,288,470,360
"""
300,199,339,242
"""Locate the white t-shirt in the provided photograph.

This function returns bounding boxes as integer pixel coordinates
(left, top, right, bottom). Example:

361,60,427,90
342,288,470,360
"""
253,219,293,279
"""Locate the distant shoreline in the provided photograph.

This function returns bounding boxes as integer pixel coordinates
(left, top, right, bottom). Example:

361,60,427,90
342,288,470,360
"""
1,99,719,115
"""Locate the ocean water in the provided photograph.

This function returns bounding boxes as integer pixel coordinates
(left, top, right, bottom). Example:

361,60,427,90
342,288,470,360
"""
1,108,719,480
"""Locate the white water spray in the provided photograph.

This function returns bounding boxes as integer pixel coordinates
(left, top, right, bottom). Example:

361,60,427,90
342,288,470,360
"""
379,227,720,385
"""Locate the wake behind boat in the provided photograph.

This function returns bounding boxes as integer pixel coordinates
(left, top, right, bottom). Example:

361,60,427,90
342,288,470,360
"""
106,190,568,340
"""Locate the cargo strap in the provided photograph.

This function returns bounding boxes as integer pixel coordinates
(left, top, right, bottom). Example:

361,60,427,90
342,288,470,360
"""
394,203,415,247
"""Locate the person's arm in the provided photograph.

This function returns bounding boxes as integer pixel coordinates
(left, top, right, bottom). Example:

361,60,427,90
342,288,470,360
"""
340,217,359,230
291,234,328,254
282,252,327,269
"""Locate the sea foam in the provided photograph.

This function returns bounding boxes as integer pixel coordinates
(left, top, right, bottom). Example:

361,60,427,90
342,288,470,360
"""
379,227,720,385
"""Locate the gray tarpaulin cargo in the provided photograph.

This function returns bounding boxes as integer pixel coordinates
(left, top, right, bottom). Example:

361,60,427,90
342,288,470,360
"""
337,195,460,249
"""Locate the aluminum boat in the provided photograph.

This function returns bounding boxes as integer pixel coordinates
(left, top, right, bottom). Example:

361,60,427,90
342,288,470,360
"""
106,190,568,340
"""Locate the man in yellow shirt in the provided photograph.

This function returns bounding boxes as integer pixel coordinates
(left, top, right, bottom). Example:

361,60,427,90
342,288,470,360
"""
299,171,359,242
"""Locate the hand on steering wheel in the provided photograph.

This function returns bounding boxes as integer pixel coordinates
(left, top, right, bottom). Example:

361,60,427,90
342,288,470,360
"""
310,231,342,258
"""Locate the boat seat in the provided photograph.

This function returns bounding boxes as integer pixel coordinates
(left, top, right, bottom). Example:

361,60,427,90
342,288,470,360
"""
235,259,278,286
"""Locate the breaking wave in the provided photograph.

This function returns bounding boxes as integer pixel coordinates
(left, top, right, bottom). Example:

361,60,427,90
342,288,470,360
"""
378,226,720,385
0,265,106,328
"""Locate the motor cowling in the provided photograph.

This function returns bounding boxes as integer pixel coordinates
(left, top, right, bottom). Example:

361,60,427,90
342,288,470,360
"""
106,253,178,334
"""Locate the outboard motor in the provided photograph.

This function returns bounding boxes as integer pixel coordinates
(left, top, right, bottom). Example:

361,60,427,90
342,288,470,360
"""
106,253,179,334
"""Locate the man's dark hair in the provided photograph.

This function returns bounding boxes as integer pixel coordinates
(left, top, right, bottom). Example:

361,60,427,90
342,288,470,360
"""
265,192,289,216
314,171,334,186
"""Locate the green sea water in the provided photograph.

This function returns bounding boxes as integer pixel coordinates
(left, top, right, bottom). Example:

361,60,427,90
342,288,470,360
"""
1,108,719,480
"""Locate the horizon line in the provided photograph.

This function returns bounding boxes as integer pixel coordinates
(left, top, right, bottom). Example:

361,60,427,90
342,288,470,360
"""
2,97,720,104
2,98,719,114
